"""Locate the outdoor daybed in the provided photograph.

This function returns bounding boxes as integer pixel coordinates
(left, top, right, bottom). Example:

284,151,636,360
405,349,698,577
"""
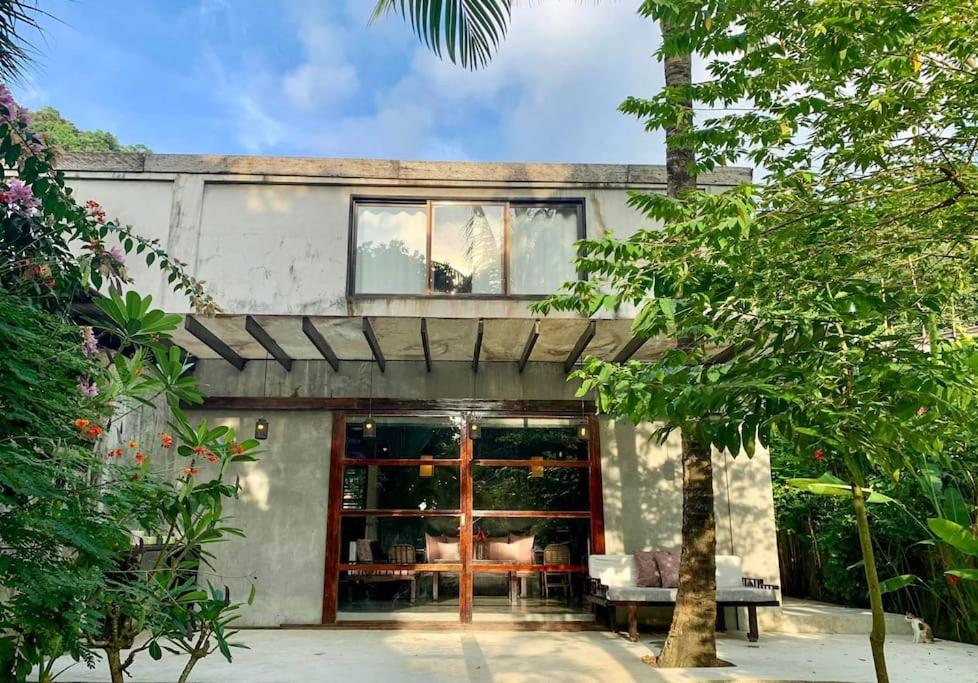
586,554,780,642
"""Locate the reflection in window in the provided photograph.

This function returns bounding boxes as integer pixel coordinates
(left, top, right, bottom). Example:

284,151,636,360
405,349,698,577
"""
473,466,589,511
346,417,461,460
343,466,460,511
430,204,504,294
509,205,580,295
472,418,588,461
355,205,427,294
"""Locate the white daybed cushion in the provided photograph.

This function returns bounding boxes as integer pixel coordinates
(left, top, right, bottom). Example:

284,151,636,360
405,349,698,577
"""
605,585,777,603
589,554,748,588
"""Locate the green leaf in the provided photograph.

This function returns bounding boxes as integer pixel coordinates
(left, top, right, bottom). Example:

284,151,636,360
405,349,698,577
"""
148,641,162,660
947,569,978,582
928,519,978,556
942,487,971,527
879,574,916,594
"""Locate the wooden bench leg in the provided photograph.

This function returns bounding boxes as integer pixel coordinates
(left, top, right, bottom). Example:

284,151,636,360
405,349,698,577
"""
606,605,616,631
410,578,416,604
716,606,727,632
747,605,759,643
432,573,439,601
627,604,639,642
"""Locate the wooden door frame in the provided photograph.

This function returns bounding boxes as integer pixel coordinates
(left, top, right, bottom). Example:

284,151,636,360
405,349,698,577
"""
320,405,606,625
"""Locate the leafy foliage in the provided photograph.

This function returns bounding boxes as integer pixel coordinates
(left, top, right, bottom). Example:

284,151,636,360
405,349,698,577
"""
29,107,151,153
0,80,250,683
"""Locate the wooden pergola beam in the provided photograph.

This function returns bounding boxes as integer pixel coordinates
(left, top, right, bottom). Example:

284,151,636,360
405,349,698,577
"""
362,317,386,373
301,316,340,372
564,320,596,373
420,318,432,373
612,334,646,363
245,315,293,372
184,316,246,371
517,320,540,374
471,319,484,373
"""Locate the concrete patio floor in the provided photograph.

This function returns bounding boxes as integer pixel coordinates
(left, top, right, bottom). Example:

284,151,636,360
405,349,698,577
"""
51,628,977,683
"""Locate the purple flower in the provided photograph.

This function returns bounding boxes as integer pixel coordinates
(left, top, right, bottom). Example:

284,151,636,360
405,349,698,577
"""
108,246,126,265
0,84,14,115
14,106,30,126
3,178,40,212
81,326,99,359
77,377,99,398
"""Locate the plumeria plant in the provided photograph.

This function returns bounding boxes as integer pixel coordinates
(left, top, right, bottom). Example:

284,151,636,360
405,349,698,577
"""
0,80,257,683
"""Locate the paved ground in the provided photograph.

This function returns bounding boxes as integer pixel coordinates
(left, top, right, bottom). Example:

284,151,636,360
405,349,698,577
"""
52,629,978,682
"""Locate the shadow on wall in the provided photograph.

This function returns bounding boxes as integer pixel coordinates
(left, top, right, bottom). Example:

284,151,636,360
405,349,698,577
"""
600,418,780,585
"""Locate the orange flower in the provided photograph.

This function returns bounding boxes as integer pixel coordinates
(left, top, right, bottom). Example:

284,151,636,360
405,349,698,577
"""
193,445,207,455
205,452,218,464
230,440,245,455
182,466,198,478
107,448,124,458
158,433,173,449
74,418,90,430
128,440,138,449
84,424,103,439
135,451,145,465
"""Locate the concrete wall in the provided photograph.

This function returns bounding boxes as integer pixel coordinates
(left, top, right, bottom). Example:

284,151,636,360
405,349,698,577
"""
146,359,780,627
59,154,751,317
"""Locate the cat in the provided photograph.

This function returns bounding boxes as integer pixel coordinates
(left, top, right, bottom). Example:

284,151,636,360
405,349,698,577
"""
905,613,935,644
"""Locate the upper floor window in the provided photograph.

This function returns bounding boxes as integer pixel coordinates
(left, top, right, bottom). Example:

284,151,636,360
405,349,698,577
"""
351,199,584,297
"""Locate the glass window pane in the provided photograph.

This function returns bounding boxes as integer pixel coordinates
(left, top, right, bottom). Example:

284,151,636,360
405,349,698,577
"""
431,204,504,294
355,204,427,294
508,205,580,295
343,466,460,511
340,516,461,563
473,466,589,511
346,417,462,460
472,418,589,461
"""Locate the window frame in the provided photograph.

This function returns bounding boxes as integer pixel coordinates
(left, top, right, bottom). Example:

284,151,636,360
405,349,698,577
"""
347,196,587,299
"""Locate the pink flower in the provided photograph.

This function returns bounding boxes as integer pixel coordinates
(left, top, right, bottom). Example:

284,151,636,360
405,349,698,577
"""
85,200,106,223
81,326,99,359
813,449,825,461
0,84,15,115
3,178,40,212
14,106,30,127
108,245,126,265
917,406,928,416
77,377,99,398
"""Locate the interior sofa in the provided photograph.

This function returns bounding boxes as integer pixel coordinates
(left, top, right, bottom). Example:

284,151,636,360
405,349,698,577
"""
586,553,780,642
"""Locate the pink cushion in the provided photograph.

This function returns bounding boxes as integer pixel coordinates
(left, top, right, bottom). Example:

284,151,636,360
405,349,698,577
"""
653,550,680,588
438,537,460,561
508,534,534,564
424,533,441,562
634,551,662,587
487,537,511,561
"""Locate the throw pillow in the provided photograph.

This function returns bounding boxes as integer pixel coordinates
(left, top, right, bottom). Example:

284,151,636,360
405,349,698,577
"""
653,550,680,588
633,550,662,587
508,534,535,564
438,537,461,561
356,538,374,563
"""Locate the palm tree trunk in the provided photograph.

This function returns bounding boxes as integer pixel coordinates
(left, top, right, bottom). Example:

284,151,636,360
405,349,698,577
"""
851,482,890,683
653,18,722,669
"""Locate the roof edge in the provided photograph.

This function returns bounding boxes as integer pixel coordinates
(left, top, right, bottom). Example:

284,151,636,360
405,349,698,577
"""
55,152,752,186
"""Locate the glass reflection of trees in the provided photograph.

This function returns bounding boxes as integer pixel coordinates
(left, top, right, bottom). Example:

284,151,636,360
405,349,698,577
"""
473,425,587,461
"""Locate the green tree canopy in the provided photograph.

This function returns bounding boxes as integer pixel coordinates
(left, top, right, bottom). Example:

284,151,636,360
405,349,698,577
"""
29,106,150,153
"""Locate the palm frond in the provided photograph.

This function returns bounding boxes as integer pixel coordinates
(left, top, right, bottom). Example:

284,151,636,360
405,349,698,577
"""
0,0,44,82
371,0,513,70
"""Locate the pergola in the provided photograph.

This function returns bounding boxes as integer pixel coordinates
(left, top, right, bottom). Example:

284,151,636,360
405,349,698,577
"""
169,315,673,373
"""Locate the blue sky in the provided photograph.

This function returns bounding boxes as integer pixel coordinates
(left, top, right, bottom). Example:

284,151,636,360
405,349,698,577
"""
13,0,668,163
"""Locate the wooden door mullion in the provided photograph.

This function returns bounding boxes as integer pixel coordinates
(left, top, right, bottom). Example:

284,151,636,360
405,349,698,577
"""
459,414,474,623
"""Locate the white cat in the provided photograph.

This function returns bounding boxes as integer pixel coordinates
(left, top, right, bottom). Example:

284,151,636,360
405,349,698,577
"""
905,613,935,644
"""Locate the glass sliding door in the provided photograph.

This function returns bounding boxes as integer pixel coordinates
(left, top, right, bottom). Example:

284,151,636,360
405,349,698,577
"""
326,411,603,624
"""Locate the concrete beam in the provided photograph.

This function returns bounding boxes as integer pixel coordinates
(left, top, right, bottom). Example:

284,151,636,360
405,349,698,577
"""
301,317,340,371
517,320,540,374
184,316,246,371
362,317,386,373
471,319,484,373
420,319,432,373
245,315,293,372
564,320,597,373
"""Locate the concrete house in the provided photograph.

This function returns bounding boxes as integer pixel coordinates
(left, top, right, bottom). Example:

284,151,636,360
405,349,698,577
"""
63,153,779,628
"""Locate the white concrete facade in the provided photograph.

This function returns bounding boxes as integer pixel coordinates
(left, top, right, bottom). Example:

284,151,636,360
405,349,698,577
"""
69,153,778,628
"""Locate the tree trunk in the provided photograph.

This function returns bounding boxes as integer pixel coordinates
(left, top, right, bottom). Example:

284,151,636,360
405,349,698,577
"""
656,435,721,667
178,655,200,683
653,17,722,669
851,482,890,683
106,648,125,683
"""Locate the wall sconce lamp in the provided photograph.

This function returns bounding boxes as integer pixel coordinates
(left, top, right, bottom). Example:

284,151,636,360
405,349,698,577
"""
577,421,590,440
419,454,434,478
254,417,269,440
529,464,545,478
363,419,376,438
469,421,481,439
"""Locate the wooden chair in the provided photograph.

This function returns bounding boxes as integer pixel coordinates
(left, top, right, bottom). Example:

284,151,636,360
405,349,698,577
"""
542,543,572,599
349,540,417,604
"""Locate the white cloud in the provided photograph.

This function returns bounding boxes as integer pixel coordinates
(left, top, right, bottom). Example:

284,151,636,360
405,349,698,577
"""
281,22,358,112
